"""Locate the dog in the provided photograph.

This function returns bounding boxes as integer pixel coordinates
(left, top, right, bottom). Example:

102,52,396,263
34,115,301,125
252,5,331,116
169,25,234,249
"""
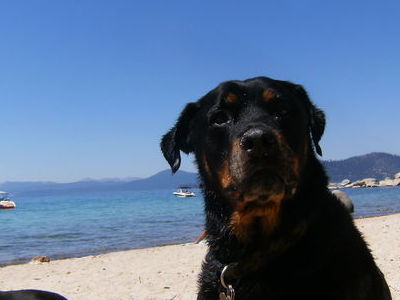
161,77,391,299
0,289,66,300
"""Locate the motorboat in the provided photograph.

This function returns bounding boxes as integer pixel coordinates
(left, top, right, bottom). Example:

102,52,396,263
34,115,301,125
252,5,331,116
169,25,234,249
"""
173,187,196,197
0,191,16,209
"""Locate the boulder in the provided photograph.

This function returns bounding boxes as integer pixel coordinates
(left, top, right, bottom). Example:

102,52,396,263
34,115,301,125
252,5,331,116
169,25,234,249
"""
328,183,339,189
394,172,400,179
379,179,394,187
350,180,366,188
340,179,351,186
332,190,354,213
348,178,378,188
361,178,379,187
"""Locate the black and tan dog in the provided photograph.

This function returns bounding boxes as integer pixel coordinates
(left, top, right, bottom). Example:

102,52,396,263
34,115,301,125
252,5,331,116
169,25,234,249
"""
161,77,391,299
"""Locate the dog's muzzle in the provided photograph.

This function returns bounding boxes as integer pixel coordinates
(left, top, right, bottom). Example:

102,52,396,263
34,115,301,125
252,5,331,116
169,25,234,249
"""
223,127,287,201
239,127,278,159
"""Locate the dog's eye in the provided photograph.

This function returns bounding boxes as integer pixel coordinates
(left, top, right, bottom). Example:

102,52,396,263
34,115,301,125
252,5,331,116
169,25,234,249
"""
273,113,282,121
210,111,231,127
273,110,288,122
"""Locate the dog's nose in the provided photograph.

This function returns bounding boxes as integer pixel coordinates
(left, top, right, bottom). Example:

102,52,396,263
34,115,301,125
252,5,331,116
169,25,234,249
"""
240,128,276,157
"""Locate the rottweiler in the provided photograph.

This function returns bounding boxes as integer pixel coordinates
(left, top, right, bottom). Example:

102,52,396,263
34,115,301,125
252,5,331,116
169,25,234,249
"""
161,76,392,300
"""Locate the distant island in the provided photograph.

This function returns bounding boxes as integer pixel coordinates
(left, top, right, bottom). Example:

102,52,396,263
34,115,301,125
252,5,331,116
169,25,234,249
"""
1,152,400,196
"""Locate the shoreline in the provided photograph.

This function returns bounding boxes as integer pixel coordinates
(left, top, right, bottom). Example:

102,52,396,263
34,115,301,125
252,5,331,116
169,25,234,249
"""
1,211,400,268
0,214,399,299
0,241,196,268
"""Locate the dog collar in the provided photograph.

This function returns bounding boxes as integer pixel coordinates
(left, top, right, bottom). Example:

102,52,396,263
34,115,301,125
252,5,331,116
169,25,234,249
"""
220,265,236,300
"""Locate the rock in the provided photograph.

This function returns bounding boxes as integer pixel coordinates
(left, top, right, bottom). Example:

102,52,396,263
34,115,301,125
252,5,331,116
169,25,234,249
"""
361,178,379,187
350,180,366,188
340,179,351,186
328,183,339,189
332,190,354,213
336,174,400,188
31,256,50,263
379,179,394,187
347,178,378,188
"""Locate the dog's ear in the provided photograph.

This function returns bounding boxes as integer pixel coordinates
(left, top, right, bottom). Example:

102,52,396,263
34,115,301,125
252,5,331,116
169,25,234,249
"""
309,105,325,156
161,103,199,173
295,85,326,156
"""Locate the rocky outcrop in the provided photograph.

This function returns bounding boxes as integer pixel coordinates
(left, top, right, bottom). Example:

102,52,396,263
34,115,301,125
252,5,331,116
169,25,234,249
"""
379,178,400,187
329,172,400,188
348,178,379,188
340,179,351,186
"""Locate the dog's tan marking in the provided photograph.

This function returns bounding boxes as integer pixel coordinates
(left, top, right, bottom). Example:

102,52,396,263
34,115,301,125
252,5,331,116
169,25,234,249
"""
231,191,285,241
201,154,212,178
217,160,233,189
274,130,286,146
229,139,246,186
292,133,309,179
225,92,238,104
262,88,278,102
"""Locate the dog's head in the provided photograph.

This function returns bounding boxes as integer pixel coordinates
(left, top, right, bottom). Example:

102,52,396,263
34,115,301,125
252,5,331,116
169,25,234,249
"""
161,77,325,238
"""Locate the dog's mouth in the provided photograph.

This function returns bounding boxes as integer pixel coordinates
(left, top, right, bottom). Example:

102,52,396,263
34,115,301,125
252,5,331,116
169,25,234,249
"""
225,142,296,186
225,169,298,240
216,130,301,213
223,171,296,204
212,129,302,239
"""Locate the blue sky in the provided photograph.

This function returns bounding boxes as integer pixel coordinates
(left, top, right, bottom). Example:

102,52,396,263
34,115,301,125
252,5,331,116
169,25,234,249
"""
1,0,399,182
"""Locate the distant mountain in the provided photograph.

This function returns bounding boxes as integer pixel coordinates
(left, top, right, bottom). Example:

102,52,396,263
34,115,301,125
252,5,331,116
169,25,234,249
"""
2,152,399,195
0,177,141,196
323,152,400,182
0,181,57,192
78,177,141,182
0,170,198,196
121,170,198,190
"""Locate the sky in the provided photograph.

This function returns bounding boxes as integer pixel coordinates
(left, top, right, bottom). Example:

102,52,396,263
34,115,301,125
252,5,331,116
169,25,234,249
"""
1,0,399,182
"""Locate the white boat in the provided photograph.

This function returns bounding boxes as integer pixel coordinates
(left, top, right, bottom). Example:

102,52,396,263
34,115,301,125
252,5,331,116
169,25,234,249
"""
173,188,196,197
0,191,16,209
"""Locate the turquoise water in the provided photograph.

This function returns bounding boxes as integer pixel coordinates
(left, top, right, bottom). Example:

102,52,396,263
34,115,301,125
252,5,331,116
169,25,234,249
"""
0,189,204,265
343,187,400,217
0,187,399,265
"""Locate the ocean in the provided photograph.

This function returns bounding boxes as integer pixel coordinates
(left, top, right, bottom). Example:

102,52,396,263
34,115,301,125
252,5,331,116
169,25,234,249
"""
1,187,399,266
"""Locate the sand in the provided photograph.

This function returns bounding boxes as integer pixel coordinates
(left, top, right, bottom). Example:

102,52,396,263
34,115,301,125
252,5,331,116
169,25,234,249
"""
1,214,399,300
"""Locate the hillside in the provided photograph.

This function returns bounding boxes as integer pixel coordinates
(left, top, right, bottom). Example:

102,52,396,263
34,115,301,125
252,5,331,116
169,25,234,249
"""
120,170,198,190
323,152,400,182
0,179,136,196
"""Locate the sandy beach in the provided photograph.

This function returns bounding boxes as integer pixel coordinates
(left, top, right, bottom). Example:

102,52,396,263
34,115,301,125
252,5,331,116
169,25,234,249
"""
1,214,399,300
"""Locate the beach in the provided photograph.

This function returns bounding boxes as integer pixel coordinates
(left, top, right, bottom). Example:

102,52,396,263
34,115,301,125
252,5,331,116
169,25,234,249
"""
1,214,399,300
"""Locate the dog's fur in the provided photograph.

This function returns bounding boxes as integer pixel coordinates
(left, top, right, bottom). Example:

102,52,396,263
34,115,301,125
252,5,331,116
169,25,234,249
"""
161,77,391,299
